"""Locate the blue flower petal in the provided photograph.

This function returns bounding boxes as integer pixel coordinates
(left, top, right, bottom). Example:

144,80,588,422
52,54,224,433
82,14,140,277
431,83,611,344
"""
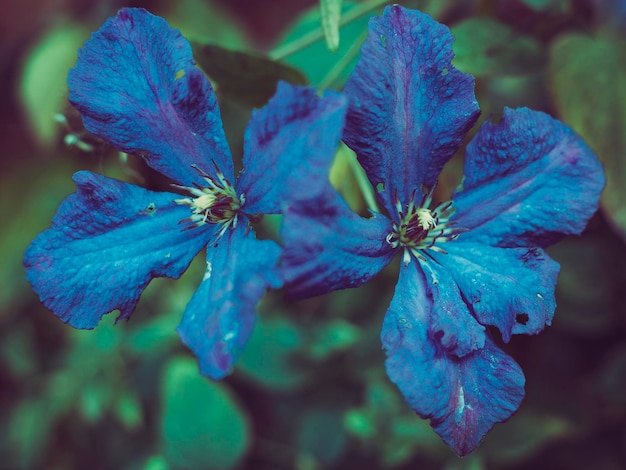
24,171,210,329
281,189,395,299
343,5,480,214
453,107,605,248
68,8,233,185
237,83,347,214
419,261,485,357
381,262,525,456
435,242,559,342
177,224,282,379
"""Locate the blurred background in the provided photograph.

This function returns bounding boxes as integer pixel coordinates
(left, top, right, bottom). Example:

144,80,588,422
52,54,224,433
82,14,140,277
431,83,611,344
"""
2,0,626,468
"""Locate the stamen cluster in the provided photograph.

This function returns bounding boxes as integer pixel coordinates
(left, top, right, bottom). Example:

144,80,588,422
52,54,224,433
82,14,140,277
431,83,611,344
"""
386,184,464,265
174,163,244,242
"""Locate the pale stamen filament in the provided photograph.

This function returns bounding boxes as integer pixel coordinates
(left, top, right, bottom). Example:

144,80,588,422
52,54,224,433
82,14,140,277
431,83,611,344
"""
173,163,244,244
386,183,463,265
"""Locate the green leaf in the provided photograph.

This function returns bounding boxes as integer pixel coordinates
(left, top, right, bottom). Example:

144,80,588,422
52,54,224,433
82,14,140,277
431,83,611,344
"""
308,318,360,360
143,455,170,470
192,43,307,107
321,0,343,52
278,1,371,87
381,414,447,465
8,399,55,468
0,160,79,311
481,410,572,463
161,356,250,470
549,236,617,336
549,34,626,240
79,382,112,423
298,407,347,465
451,18,544,76
164,0,247,49
114,392,143,430
366,379,402,415
237,316,310,389
19,23,89,147
126,308,179,354
344,408,377,439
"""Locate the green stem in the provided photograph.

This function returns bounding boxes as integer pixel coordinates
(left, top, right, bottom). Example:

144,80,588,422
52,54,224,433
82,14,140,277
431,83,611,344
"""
269,0,390,61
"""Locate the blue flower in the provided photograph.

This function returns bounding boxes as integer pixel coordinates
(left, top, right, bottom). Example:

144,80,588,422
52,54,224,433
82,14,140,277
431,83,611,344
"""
24,8,347,379
281,6,605,455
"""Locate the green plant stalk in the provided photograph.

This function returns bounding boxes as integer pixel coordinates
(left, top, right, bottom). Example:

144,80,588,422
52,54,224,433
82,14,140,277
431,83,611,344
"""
269,0,390,61
344,143,379,214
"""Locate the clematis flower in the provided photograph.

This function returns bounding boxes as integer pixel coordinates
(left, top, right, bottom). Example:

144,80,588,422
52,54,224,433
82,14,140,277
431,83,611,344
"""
281,5,605,455
24,8,346,379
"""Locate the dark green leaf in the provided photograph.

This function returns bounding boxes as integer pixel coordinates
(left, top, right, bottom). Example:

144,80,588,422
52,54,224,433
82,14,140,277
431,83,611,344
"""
452,18,544,76
114,392,142,430
237,316,310,389
298,407,347,464
549,236,617,336
161,356,250,469
165,0,247,49
0,160,78,311
307,318,360,360
192,43,307,107
79,382,112,423
549,34,626,240
481,410,572,463
8,400,54,468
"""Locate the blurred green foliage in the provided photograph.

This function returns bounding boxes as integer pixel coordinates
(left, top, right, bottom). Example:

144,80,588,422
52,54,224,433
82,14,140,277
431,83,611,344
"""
2,0,626,469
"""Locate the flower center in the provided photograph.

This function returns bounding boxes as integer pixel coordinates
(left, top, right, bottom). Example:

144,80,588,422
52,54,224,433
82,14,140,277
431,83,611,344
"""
174,163,244,242
386,183,464,265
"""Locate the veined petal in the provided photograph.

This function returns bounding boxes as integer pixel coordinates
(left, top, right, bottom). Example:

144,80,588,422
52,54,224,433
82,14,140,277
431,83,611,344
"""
24,171,210,329
237,83,347,214
177,225,282,380
281,189,395,299
343,5,479,215
68,8,233,185
453,107,605,248
381,262,525,456
419,261,486,358
435,242,559,342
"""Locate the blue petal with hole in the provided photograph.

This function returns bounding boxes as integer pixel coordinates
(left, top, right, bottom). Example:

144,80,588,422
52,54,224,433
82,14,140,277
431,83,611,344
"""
24,171,211,329
343,5,480,214
177,224,282,379
68,8,233,185
433,242,559,342
381,262,525,456
281,189,395,299
453,108,605,248
237,83,347,214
